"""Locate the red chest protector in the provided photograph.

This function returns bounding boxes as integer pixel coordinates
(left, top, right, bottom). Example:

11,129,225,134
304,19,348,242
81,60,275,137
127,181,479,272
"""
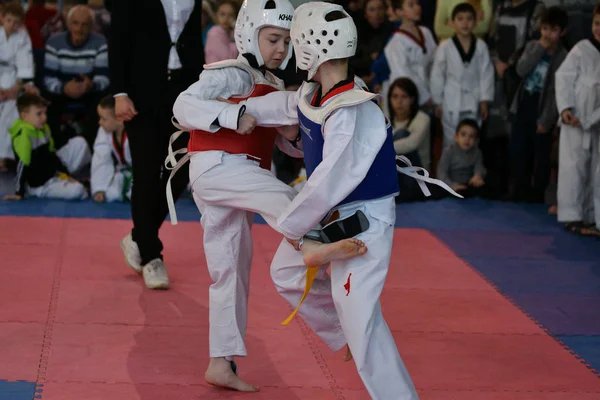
188,60,283,170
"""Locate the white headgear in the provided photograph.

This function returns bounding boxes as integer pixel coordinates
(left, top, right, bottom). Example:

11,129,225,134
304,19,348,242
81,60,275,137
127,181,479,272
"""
234,0,295,70
290,2,358,80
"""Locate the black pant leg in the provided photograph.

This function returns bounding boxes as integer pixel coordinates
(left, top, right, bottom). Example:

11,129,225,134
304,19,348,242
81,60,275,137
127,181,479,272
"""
127,109,165,265
533,131,553,200
127,72,192,265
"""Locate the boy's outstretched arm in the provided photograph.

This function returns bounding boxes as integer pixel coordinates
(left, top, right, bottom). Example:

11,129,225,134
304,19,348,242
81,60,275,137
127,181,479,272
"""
243,89,300,127
173,70,246,132
277,104,387,240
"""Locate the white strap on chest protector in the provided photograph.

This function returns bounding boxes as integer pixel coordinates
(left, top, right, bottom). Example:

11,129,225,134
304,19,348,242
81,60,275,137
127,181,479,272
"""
396,156,464,199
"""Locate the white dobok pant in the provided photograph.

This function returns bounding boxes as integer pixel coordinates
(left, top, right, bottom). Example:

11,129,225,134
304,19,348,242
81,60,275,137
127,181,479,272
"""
557,125,600,225
270,197,419,400
0,99,18,160
189,152,307,358
27,137,91,200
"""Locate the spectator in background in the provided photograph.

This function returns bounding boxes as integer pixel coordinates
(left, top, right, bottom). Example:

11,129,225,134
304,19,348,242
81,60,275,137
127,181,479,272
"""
352,0,394,85
201,1,215,46
554,3,600,236
436,118,488,198
40,0,78,41
430,2,494,148
24,0,56,86
91,95,132,203
388,77,432,202
43,4,109,147
338,0,367,22
24,0,56,48
88,0,111,38
389,77,431,170
204,0,239,64
384,0,437,114
3,93,91,201
482,0,545,198
543,0,597,48
508,6,568,203
434,0,492,41
0,1,37,172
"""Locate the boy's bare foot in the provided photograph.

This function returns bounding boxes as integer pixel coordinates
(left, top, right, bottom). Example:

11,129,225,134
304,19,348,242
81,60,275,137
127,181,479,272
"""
205,358,258,392
344,344,353,362
303,238,367,267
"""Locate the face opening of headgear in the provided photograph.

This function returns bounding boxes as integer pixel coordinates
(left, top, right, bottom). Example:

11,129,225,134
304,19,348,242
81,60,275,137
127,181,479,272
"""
290,2,358,80
234,0,295,70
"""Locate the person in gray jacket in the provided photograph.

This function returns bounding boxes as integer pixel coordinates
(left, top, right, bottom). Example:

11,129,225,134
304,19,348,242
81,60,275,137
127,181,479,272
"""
508,6,568,203
435,119,488,199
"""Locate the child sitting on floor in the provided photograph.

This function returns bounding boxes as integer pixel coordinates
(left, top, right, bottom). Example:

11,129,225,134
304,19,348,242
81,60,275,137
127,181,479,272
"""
91,95,132,203
2,93,90,201
436,118,488,198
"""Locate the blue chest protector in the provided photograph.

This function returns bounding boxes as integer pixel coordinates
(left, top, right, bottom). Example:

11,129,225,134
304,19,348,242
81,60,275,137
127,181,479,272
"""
297,101,399,207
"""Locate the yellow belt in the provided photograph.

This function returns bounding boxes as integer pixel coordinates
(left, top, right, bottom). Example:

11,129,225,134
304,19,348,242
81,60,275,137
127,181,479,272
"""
281,211,339,326
281,265,319,325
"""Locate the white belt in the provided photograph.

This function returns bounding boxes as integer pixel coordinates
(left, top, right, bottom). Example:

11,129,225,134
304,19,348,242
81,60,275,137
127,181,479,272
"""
165,118,192,226
396,155,464,199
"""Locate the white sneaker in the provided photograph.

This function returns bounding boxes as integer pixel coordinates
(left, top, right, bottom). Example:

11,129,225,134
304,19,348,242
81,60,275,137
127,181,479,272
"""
143,258,170,290
120,233,142,274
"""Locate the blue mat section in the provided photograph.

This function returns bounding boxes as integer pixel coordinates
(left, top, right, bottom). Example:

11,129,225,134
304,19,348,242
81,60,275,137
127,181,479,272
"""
0,381,38,400
558,336,600,373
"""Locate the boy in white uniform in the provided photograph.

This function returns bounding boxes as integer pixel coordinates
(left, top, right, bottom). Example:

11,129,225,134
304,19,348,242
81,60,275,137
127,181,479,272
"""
169,0,367,392
91,95,132,203
241,3,458,398
555,5,600,236
0,2,37,171
384,0,437,111
430,2,494,147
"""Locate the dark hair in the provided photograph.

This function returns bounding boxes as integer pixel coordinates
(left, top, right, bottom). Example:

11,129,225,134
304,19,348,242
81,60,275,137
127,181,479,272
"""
17,93,49,114
540,6,568,30
217,0,241,14
387,77,419,122
1,1,25,19
98,95,115,111
594,3,600,15
455,118,480,136
451,2,476,20
389,0,405,11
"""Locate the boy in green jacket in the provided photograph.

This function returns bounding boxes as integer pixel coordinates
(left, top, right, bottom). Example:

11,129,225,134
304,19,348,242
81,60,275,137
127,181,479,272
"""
2,94,90,200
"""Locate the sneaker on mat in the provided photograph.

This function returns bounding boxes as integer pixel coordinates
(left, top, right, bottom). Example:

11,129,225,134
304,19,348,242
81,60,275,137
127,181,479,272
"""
143,258,170,290
120,233,142,274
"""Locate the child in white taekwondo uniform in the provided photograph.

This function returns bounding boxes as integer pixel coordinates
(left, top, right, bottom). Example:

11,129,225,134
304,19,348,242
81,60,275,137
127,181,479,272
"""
430,2,494,148
384,0,437,112
555,5,600,236
242,3,460,399
91,95,132,203
0,2,36,171
168,0,368,392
